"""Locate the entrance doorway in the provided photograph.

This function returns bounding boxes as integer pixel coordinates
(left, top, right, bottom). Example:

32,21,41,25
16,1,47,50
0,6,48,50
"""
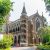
18,35,20,46
14,35,21,46
14,36,17,46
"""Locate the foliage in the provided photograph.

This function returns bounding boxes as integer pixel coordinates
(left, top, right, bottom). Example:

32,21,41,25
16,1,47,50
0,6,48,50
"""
37,26,50,50
37,44,50,50
38,27,50,44
0,0,12,32
0,0,12,23
0,47,10,50
44,0,50,4
44,0,50,15
0,34,13,49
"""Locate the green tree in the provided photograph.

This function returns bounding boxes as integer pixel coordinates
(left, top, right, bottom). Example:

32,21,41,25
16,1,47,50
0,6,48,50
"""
38,27,50,44
37,26,50,50
44,0,50,15
0,0,12,32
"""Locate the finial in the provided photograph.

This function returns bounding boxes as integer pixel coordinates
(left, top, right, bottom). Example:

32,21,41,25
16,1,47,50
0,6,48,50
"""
21,2,27,15
37,10,38,13
42,12,43,17
23,2,25,7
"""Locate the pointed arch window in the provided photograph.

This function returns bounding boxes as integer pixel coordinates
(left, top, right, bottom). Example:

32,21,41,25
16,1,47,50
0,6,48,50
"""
13,29,15,32
21,20,26,23
36,18,40,31
21,24,26,28
9,30,12,32
21,29,26,33
16,27,17,31
18,27,20,31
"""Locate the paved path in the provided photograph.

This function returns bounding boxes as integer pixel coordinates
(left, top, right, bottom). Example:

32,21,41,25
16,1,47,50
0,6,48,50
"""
11,46,37,50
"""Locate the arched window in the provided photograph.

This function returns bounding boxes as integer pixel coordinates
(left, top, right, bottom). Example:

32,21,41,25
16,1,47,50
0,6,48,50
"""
16,27,17,31
9,30,12,33
18,35,20,45
36,18,40,31
22,29,26,33
21,20,26,23
23,35,26,38
18,27,20,31
14,36,17,43
13,29,15,32
21,24,26,28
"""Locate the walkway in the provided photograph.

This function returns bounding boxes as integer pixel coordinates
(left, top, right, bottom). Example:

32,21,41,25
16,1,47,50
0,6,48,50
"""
11,46,37,50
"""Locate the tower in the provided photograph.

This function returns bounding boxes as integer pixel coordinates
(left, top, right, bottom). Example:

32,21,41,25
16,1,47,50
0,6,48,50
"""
20,3,28,46
42,12,43,17
21,3,27,15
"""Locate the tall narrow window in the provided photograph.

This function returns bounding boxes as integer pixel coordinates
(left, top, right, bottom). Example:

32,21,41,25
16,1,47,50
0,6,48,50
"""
13,29,15,32
16,27,17,31
21,29,26,33
18,27,20,31
36,18,40,31
21,24,26,28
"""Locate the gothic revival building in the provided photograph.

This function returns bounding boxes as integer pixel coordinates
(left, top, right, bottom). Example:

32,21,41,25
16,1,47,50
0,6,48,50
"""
6,4,46,46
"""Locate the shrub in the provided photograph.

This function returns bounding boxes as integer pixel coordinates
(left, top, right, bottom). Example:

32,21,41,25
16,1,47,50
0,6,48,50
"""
0,34,13,49
38,27,50,44
37,45,50,50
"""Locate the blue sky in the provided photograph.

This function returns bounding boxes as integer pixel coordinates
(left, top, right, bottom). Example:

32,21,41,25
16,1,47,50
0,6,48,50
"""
10,0,50,25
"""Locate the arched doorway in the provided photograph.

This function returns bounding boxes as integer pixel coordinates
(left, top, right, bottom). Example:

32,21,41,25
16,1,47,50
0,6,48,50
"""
14,36,17,46
18,35,20,46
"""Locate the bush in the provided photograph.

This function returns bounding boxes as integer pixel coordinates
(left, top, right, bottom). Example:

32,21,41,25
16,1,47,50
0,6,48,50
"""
37,45,50,50
38,27,50,44
0,47,10,50
0,34,13,49
37,27,50,50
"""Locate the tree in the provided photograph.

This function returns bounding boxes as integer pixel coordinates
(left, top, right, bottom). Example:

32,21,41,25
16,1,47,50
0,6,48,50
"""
44,0,50,15
37,26,50,50
38,27,50,44
0,0,12,32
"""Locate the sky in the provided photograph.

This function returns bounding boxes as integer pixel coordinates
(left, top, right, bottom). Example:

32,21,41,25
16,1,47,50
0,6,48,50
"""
10,0,50,25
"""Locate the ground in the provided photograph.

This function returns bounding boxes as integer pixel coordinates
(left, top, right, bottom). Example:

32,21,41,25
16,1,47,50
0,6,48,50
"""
11,46,37,50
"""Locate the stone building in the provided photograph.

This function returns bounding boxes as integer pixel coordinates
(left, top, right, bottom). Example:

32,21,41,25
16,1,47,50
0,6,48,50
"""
6,4,46,46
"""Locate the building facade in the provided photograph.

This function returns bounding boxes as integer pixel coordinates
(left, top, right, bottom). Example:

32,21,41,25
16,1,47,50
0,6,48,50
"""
6,4,46,46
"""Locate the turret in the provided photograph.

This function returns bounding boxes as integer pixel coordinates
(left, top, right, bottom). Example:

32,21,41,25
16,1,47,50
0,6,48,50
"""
21,3,27,15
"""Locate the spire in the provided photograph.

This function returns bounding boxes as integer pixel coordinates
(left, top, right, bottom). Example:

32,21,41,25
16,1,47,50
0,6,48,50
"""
37,10,38,14
42,12,43,17
35,10,39,15
21,3,27,15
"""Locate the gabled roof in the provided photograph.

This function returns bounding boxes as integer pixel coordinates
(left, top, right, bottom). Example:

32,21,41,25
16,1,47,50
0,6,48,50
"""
29,11,41,20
